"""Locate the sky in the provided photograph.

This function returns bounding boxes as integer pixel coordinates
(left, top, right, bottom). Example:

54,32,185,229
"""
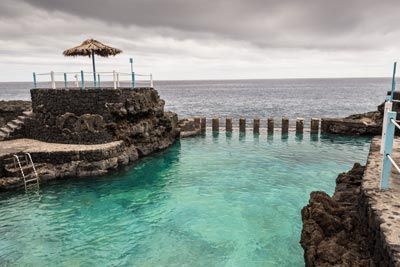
0,0,400,82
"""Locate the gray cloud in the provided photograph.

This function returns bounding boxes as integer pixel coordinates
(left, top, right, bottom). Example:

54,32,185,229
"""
0,0,400,81
18,0,400,50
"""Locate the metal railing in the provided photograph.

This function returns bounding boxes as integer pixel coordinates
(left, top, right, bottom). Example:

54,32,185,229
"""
380,62,399,189
32,70,153,89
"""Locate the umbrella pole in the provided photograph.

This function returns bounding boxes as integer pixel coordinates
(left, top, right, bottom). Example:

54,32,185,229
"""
92,51,97,87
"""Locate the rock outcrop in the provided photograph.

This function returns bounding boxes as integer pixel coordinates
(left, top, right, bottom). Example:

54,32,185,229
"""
178,117,202,138
300,163,373,266
321,104,384,136
0,88,180,190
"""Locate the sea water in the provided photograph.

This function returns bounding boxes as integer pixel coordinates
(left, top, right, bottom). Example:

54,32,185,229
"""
0,132,371,266
0,78,390,120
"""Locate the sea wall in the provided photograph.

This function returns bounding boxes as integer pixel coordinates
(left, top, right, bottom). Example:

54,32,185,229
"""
301,138,400,266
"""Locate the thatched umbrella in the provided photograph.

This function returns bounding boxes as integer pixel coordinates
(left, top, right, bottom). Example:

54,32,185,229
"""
63,39,122,85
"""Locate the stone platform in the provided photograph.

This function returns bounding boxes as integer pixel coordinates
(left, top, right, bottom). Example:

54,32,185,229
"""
0,138,138,190
0,138,123,157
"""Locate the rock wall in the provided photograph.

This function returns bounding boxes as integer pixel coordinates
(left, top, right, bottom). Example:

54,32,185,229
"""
300,164,373,266
301,138,400,266
21,88,178,149
0,100,31,127
321,104,384,136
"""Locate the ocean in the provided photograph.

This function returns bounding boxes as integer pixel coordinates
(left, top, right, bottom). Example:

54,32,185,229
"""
0,78,390,121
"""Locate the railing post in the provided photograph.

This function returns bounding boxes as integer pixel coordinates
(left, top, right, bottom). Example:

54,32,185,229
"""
381,111,396,189
381,101,393,154
80,70,85,90
97,73,100,88
131,72,135,88
32,72,37,89
113,70,117,89
150,74,154,88
64,73,67,88
50,71,56,89
74,74,79,87
117,73,120,88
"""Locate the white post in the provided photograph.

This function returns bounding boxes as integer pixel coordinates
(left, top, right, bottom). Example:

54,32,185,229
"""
150,74,153,88
117,73,120,88
50,71,56,89
74,74,79,87
381,101,393,154
113,70,117,89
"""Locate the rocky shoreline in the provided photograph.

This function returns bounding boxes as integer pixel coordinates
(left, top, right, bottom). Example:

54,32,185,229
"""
300,164,373,266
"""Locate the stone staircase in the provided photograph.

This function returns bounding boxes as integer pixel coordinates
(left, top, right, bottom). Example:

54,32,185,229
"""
0,153,43,191
0,110,32,141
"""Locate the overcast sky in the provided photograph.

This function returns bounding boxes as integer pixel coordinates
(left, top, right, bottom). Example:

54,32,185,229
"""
1,0,400,82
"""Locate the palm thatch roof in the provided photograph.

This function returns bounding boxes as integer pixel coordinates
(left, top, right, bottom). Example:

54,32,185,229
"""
63,39,122,57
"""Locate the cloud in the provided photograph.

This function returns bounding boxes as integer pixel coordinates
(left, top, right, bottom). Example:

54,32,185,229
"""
0,0,399,81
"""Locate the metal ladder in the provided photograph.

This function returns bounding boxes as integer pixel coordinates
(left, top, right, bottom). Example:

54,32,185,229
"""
13,153,40,191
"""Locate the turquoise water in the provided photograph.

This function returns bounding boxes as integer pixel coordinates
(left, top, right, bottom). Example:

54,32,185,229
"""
0,133,371,266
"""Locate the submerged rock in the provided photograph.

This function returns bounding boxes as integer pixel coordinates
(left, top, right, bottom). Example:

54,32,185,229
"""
300,163,373,266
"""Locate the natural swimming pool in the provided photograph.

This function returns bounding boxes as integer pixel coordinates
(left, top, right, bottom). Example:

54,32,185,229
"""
0,132,371,266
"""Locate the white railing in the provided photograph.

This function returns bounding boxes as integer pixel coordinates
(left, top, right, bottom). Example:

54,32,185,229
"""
33,70,153,89
380,62,399,189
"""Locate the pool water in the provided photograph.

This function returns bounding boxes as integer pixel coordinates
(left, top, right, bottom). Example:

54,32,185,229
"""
0,133,371,266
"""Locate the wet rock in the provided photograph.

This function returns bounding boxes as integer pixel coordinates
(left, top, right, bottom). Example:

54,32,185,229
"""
178,117,201,138
321,110,383,136
300,163,374,267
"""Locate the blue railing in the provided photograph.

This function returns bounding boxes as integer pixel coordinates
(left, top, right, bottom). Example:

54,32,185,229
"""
380,62,399,189
32,70,153,90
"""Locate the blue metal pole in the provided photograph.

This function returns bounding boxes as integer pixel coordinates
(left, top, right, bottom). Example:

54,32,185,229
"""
131,72,135,88
130,58,133,73
33,72,37,89
80,70,85,90
92,51,96,88
381,111,397,189
64,73,67,88
389,62,397,101
97,74,100,88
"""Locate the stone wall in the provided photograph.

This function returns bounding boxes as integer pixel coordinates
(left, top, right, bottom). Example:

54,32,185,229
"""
20,87,177,146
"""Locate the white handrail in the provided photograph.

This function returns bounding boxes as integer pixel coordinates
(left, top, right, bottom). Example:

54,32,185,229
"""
387,154,400,173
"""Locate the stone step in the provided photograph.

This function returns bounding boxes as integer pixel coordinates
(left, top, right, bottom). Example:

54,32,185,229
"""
6,122,20,130
0,127,11,135
0,131,7,140
17,115,27,121
12,119,24,126
22,110,32,117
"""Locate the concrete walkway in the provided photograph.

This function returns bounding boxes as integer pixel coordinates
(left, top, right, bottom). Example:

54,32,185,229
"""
362,137,400,263
0,138,123,157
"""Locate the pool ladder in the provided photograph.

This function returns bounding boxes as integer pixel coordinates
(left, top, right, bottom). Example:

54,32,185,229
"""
13,153,40,191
